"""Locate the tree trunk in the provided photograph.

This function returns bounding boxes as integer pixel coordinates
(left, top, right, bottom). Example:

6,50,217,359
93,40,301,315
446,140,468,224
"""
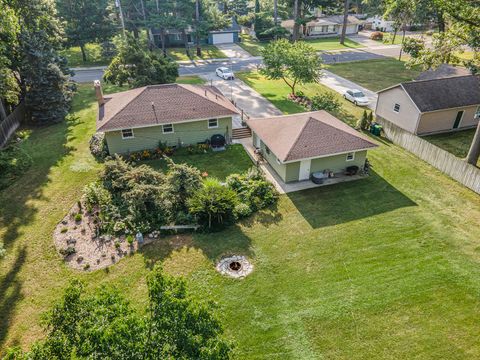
195,0,201,57
437,11,445,32
160,29,167,57
392,28,398,44
398,27,406,60
273,0,278,31
80,44,87,62
182,29,190,58
466,122,480,165
340,0,349,45
0,100,7,121
292,0,300,41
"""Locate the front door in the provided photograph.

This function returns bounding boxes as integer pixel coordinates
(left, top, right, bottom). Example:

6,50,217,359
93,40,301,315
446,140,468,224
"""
453,111,464,129
299,160,311,181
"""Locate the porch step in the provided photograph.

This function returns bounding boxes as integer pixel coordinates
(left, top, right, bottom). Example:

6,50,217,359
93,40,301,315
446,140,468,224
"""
232,127,252,139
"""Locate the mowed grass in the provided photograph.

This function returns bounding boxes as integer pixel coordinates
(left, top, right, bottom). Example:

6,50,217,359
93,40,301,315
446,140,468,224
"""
2,75,480,358
425,128,480,167
61,43,227,67
238,35,361,56
147,145,254,180
326,58,422,91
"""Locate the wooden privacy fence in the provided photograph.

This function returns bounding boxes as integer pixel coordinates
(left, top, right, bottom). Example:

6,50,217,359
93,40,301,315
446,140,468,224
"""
0,102,25,148
378,118,480,194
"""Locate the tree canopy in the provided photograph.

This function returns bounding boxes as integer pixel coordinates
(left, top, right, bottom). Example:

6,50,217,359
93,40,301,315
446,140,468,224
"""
261,38,323,95
5,265,233,359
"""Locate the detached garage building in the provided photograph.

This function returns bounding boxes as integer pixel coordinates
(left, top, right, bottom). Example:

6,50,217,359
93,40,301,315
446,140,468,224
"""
208,19,241,44
376,75,480,135
246,111,377,183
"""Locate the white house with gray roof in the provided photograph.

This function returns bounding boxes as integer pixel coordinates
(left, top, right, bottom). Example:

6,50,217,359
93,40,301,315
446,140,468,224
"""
375,75,480,135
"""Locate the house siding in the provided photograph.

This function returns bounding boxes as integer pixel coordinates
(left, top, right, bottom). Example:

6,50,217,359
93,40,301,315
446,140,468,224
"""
416,106,479,135
376,87,420,133
105,117,232,154
310,150,367,173
259,139,287,181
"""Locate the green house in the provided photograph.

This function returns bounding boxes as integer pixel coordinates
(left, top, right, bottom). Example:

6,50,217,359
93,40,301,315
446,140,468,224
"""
95,82,239,154
246,111,378,183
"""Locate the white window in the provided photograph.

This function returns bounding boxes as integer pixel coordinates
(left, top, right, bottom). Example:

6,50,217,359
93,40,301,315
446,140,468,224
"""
346,152,355,161
208,118,218,128
162,124,174,134
121,129,134,139
393,103,401,113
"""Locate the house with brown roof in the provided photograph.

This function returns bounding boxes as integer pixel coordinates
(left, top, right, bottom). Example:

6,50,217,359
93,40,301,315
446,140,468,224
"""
281,15,363,38
375,75,480,135
94,81,239,154
246,111,377,183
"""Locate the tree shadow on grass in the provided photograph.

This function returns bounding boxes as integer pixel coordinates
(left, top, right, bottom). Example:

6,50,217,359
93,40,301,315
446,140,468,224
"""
287,170,416,229
0,247,27,349
139,224,254,270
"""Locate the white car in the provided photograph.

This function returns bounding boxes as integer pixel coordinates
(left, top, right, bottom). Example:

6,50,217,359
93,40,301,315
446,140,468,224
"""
343,89,369,106
215,67,235,80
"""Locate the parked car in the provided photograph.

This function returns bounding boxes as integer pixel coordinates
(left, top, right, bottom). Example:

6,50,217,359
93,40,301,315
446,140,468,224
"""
343,89,369,106
216,67,235,80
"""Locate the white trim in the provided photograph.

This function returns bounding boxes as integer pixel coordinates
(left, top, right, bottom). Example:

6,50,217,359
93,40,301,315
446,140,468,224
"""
121,128,134,139
346,152,355,161
208,118,219,129
393,103,401,113
299,159,311,181
99,114,235,133
162,123,174,134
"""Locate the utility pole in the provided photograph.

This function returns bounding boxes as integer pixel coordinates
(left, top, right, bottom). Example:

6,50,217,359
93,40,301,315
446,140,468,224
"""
115,0,126,36
195,0,201,57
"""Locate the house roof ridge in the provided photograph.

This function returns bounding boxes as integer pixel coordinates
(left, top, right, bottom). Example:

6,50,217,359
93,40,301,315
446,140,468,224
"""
283,117,314,162
177,83,239,114
98,86,148,132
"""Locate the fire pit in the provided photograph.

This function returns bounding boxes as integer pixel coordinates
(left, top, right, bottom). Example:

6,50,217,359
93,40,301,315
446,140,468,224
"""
216,256,253,278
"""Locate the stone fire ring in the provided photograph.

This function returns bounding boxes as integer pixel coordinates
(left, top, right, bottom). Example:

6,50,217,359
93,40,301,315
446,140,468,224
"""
216,256,253,278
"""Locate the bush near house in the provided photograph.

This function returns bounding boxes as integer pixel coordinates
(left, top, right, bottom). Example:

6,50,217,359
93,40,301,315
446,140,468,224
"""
370,31,384,41
83,156,278,234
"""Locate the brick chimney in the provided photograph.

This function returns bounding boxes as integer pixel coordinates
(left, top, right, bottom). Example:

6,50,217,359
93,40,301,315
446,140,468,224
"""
94,80,104,105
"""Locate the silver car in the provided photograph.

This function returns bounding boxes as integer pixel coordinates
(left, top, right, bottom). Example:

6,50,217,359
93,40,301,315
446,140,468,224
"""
344,89,369,106
215,67,235,80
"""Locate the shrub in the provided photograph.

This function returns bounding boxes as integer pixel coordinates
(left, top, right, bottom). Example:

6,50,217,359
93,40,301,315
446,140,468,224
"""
83,263,90,270
60,246,76,256
0,244,6,259
115,241,121,249
234,203,252,218
310,92,342,113
61,227,68,233
425,30,434,36
126,235,134,245
74,214,82,222
188,178,239,229
83,181,111,211
359,110,369,130
89,133,109,160
370,31,383,40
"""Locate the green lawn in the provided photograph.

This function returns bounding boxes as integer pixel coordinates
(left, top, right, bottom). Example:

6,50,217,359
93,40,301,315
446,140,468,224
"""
147,145,253,180
60,43,108,67
156,45,227,61
2,74,480,358
175,75,205,85
424,128,480,167
326,59,422,91
61,43,226,67
238,35,362,57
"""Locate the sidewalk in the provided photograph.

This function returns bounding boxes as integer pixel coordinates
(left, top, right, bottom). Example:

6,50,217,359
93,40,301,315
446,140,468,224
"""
319,70,377,111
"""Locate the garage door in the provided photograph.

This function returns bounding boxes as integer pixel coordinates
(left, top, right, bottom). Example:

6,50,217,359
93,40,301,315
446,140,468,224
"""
212,33,234,44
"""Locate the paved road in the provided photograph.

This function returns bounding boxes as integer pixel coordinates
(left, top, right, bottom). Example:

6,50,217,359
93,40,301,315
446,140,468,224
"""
71,46,402,83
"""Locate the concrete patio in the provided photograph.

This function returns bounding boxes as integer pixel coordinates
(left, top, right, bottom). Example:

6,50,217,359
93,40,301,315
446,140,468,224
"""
235,138,368,194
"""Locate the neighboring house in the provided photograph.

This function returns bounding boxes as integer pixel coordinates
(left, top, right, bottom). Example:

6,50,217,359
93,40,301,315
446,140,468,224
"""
376,75,480,135
95,82,239,154
246,111,378,183
152,19,240,47
415,64,471,81
365,15,396,32
281,15,363,38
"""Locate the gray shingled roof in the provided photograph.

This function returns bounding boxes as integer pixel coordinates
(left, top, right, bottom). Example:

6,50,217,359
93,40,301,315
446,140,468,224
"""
246,111,377,162
415,64,471,81
97,84,239,132
401,75,480,112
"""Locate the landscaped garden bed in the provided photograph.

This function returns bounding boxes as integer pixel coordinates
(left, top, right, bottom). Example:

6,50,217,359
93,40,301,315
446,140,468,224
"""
53,154,278,271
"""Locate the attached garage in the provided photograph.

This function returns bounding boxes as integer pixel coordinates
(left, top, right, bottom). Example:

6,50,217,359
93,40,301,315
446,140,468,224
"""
209,31,239,45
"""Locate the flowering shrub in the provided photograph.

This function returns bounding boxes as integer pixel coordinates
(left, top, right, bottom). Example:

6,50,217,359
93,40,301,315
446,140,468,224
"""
89,133,109,160
186,143,210,154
